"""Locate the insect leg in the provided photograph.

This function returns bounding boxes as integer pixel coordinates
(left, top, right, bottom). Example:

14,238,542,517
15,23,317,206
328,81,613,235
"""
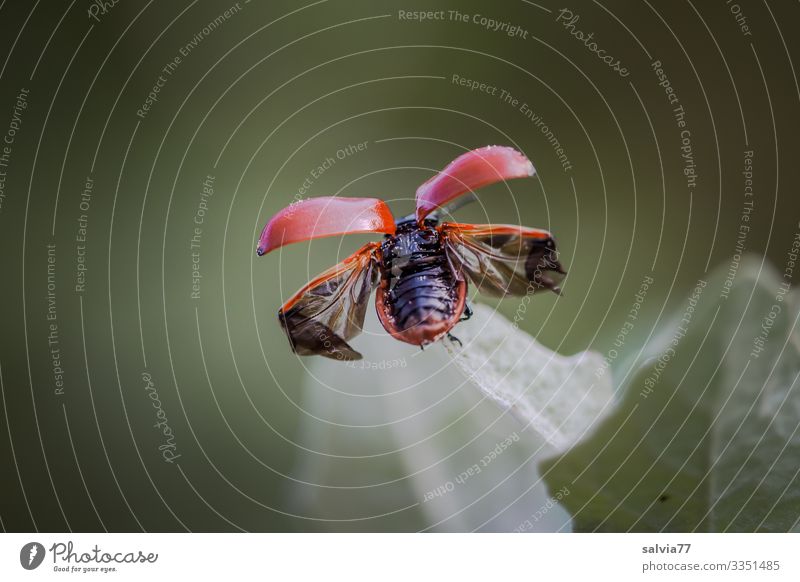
460,303,473,322
446,332,463,348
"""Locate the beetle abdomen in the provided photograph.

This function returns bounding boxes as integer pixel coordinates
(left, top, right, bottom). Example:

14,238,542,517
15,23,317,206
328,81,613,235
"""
390,263,455,329
376,227,466,345
376,252,466,345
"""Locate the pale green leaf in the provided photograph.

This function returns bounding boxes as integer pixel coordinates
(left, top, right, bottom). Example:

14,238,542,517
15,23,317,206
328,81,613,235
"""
443,303,615,452
290,309,571,531
542,257,800,532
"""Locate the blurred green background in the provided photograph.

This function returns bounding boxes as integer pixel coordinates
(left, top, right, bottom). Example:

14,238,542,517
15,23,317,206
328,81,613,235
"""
0,0,798,531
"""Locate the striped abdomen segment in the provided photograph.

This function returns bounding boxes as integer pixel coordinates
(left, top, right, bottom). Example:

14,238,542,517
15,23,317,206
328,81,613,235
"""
376,254,467,346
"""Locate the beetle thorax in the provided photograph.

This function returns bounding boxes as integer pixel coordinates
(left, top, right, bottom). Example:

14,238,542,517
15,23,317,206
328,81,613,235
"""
382,223,440,274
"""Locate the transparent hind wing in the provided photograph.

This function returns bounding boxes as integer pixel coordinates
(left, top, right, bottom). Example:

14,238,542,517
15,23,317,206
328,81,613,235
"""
278,243,380,360
440,223,565,297
427,192,479,222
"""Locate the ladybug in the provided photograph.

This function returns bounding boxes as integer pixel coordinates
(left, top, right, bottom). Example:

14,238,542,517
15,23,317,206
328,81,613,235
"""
257,146,565,360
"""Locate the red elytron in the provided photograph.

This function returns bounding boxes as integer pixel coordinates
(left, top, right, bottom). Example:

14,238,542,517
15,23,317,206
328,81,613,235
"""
257,146,566,361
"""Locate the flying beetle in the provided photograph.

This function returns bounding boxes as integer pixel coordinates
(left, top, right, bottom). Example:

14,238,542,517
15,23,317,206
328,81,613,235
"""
257,145,566,361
